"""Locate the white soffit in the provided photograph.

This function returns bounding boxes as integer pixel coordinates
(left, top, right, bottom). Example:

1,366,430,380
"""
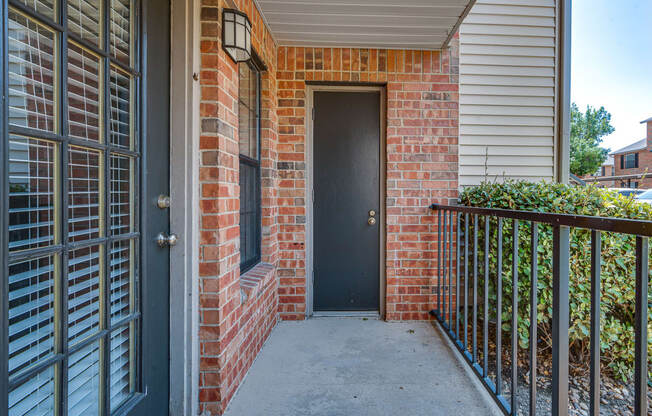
255,0,476,50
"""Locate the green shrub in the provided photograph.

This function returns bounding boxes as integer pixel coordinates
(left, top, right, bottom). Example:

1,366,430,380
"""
458,180,652,381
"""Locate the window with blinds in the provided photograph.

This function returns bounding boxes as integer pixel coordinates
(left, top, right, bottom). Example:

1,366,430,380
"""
3,0,140,414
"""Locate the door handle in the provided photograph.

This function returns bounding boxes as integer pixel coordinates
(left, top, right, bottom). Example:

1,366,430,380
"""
156,232,178,248
368,209,377,225
367,217,376,226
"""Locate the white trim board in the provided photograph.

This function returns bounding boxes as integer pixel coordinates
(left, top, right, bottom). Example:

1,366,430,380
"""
168,0,201,413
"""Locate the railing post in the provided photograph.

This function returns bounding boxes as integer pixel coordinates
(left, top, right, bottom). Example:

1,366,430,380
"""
442,211,447,322
552,225,570,416
511,220,519,413
438,209,442,317
590,230,601,416
634,236,648,416
456,213,461,338
472,214,478,363
463,213,469,346
529,223,538,416
496,218,503,396
483,216,490,378
449,211,453,329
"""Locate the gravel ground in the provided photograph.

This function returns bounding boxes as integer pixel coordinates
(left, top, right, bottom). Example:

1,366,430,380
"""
451,318,651,415
487,355,652,415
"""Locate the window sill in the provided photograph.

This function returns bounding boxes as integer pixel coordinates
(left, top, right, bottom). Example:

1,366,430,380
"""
240,263,275,305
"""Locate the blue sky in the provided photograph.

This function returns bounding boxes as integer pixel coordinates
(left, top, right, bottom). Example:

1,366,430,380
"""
571,0,652,152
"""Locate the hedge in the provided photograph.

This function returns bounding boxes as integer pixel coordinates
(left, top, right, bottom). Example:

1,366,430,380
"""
458,181,652,381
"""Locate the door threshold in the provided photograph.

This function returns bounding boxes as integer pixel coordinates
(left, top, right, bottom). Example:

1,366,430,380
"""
312,311,380,318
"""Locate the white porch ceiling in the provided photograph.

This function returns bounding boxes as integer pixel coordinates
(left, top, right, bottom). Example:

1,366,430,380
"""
255,0,476,50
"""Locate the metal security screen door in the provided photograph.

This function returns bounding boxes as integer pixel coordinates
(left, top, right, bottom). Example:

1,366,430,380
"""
0,0,171,414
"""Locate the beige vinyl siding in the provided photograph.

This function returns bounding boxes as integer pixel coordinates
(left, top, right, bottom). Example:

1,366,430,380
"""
459,0,556,186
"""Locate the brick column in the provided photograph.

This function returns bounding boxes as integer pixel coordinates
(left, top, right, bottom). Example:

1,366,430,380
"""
198,0,279,413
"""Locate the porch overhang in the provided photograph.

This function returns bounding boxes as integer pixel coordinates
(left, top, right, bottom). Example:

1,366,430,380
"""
253,0,477,50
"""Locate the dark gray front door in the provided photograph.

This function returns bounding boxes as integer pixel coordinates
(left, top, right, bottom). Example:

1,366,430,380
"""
132,0,171,414
313,91,381,312
0,0,170,413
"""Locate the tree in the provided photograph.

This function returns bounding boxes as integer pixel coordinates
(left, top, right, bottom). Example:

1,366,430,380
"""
569,103,614,176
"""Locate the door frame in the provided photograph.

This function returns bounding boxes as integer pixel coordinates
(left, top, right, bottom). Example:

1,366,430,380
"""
306,84,387,319
168,0,201,414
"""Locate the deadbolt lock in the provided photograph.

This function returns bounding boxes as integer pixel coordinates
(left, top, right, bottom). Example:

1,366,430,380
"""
368,217,376,226
157,195,171,209
369,210,376,217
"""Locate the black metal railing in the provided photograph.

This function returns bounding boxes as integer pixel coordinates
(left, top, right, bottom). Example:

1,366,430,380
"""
429,203,652,416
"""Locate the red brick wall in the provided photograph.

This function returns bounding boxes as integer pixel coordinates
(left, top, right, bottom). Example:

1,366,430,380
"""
613,122,652,189
613,153,652,189
276,45,460,321
198,0,279,414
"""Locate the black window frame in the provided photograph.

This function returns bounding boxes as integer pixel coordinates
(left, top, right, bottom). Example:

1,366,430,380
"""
624,153,638,169
238,54,263,274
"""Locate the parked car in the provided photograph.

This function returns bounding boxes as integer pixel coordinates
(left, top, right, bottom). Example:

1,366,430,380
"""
608,188,645,198
635,189,652,204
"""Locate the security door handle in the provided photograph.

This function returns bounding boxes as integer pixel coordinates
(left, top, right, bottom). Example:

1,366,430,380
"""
156,232,178,248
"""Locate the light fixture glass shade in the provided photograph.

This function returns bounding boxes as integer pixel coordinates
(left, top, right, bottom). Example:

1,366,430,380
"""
222,9,252,63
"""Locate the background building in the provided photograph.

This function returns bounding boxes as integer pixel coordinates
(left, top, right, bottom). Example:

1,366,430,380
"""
610,116,652,188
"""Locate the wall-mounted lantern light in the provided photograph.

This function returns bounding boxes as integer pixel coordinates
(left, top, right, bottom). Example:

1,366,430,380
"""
222,9,252,63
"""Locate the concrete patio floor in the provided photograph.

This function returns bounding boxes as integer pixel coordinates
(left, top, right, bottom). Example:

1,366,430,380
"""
224,317,501,416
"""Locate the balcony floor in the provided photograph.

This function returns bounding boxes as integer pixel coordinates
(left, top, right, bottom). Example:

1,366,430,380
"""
224,317,501,416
